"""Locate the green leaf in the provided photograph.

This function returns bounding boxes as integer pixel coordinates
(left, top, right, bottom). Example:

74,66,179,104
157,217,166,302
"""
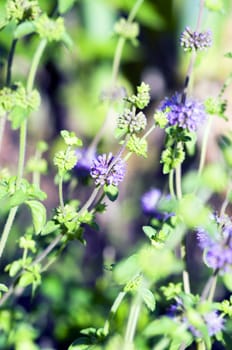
14,21,35,39
141,288,156,311
6,260,22,277
104,184,119,201
0,284,8,292
225,52,232,58
202,163,228,192
26,200,47,234
41,220,60,235
142,226,156,239
223,273,232,291
68,337,95,350
58,0,76,14
9,106,29,130
62,31,74,49
18,271,34,287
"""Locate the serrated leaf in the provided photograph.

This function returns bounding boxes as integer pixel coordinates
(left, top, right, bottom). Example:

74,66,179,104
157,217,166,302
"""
104,184,119,201
18,271,34,287
58,0,76,14
9,106,29,130
141,287,156,311
14,21,35,39
26,200,46,234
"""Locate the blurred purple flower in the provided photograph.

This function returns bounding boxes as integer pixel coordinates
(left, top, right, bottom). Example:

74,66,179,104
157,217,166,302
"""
196,217,232,273
159,93,206,132
180,27,212,51
141,188,173,220
90,153,126,186
75,148,96,178
204,311,224,336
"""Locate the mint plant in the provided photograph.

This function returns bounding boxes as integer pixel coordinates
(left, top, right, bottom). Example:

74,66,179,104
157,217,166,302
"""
0,0,232,349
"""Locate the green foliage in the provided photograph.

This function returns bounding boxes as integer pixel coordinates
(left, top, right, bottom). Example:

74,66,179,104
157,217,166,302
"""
127,135,148,158
128,82,150,110
34,14,65,42
25,200,47,234
104,184,119,201
114,18,139,43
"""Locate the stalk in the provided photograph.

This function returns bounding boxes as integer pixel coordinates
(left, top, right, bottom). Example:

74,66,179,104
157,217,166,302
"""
0,39,47,259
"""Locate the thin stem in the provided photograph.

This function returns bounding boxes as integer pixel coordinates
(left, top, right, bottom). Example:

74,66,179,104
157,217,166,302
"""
0,39,47,259
0,207,18,259
87,0,144,154
58,176,65,210
201,269,218,301
197,116,212,180
123,294,142,349
0,115,7,157
103,291,126,335
26,38,47,92
207,274,217,302
32,234,62,266
78,187,101,215
197,340,206,350
175,163,182,200
0,38,18,156
220,182,232,217
6,39,18,86
169,170,176,198
181,244,191,294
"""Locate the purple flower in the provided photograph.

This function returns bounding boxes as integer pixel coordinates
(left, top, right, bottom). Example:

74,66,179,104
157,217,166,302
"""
204,311,224,336
75,148,96,178
90,153,126,186
186,311,224,338
180,27,212,52
141,188,173,220
159,93,206,132
196,216,232,273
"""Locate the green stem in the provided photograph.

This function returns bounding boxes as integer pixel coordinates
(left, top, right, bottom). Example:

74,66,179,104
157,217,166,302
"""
207,275,217,302
0,39,47,259
123,293,142,349
87,0,144,154
6,39,18,86
58,176,65,210
103,291,126,335
175,163,182,200
197,116,212,180
197,340,206,350
0,207,18,259
0,38,18,156
169,170,176,198
26,38,47,92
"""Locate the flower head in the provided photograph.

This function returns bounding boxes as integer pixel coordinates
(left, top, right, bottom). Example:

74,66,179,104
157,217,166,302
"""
159,93,206,132
75,149,96,178
196,216,232,273
180,27,212,52
118,109,147,134
90,153,126,186
141,188,173,220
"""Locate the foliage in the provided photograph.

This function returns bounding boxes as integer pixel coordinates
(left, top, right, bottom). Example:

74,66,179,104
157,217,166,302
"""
0,0,232,350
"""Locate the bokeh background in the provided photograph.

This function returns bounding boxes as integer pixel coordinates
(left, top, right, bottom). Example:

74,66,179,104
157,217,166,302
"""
0,0,232,349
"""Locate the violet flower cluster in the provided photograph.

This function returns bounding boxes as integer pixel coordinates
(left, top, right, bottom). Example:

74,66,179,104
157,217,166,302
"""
159,93,207,132
141,188,172,221
197,217,232,273
180,26,212,52
90,153,126,186
188,311,224,338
